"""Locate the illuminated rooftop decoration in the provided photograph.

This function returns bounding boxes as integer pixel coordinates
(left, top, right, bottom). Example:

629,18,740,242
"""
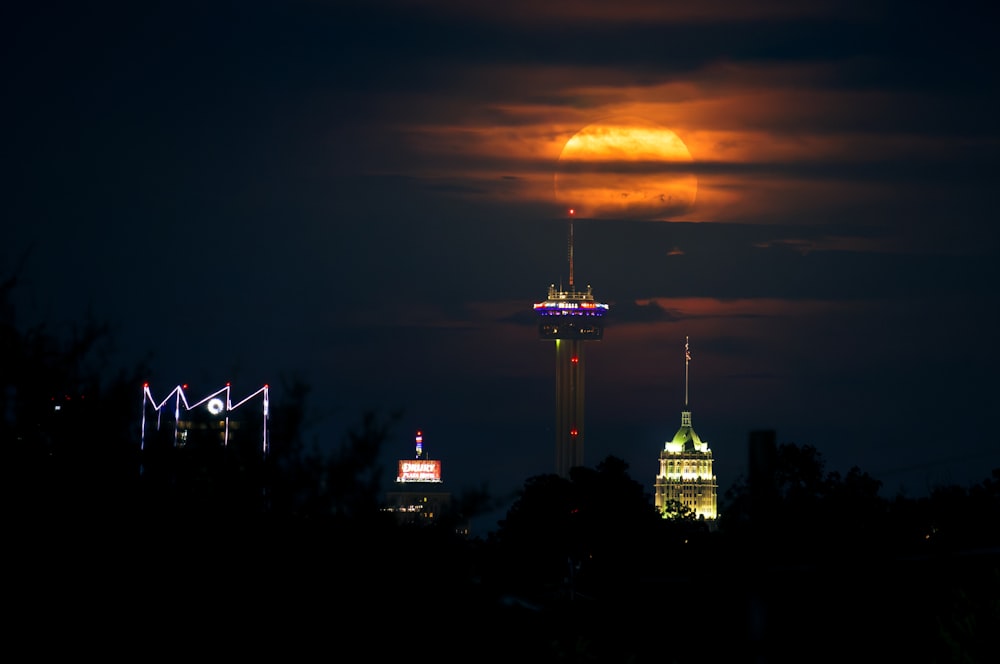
396,429,442,483
535,284,608,340
140,382,270,454
396,459,442,483
533,285,610,316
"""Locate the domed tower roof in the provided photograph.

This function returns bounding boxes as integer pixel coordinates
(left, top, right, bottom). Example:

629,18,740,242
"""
670,410,704,451
664,406,709,453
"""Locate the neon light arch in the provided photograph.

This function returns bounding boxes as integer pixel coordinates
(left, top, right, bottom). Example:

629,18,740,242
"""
140,383,270,454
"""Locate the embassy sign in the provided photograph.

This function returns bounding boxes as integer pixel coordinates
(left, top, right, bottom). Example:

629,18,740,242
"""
397,459,442,482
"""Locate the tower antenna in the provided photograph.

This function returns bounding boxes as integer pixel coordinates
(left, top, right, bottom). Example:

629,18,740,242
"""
567,208,575,288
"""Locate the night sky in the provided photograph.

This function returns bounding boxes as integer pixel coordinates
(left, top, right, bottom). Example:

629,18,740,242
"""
5,1,999,534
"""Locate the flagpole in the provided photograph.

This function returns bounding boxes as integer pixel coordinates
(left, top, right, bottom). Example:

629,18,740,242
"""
684,336,690,407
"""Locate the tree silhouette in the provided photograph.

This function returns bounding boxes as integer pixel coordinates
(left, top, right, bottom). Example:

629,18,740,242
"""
494,459,669,595
720,441,889,557
2,267,150,531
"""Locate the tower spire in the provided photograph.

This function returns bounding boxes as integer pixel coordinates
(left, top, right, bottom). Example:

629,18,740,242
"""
567,208,575,288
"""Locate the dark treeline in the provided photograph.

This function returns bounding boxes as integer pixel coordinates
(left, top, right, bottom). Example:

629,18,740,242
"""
4,272,999,663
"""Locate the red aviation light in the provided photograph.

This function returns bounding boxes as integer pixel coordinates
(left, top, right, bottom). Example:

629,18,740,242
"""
571,355,579,364
570,428,579,437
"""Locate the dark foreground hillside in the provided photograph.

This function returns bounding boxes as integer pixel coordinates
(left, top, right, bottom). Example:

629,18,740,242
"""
9,479,998,664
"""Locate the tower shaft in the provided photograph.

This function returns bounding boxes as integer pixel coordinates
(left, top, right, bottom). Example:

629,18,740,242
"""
554,339,585,478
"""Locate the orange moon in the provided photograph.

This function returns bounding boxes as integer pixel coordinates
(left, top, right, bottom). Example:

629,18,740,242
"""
554,116,697,220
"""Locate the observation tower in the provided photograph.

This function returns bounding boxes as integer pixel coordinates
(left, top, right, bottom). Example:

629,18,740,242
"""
533,210,609,478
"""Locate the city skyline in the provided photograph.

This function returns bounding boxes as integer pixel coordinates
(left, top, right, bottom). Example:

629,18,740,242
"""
4,1,999,531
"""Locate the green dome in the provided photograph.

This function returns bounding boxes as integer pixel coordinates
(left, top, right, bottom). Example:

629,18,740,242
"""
671,425,704,451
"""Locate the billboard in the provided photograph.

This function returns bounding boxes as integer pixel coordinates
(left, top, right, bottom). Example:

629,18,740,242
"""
397,459,442,482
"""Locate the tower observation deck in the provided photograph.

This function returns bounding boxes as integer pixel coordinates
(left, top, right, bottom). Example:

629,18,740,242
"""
534,214,609,478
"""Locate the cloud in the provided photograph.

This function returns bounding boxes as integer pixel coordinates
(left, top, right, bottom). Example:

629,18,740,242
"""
607,299,685,324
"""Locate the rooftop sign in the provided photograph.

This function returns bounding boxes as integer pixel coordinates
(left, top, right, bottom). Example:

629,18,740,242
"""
397,459,442,483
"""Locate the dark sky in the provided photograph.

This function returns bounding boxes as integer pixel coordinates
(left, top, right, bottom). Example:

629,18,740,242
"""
5,0,999,534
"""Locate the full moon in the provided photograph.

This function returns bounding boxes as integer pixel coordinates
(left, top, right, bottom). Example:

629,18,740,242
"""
554,116,697,220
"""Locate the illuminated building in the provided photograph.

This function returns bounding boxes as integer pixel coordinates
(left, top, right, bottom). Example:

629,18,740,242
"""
383,430,466,534
138,383,271,498
140,383,270,454
534,212,609,478
653,337,718,521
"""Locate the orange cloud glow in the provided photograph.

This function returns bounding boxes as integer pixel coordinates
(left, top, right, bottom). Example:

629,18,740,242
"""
375,51,952,238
